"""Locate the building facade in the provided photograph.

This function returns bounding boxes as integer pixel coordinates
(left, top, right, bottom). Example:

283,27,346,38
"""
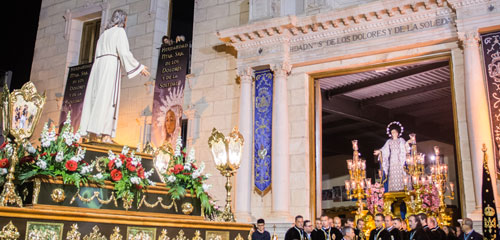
30,0,500,231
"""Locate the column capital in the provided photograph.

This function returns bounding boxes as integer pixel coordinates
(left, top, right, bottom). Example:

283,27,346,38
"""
458,31,480,48
184,107,196,120
271,62,292,77
237,66,254,84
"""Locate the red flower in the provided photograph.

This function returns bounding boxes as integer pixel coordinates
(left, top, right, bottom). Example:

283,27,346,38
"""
0,158,9,168
183,171,191,175
0,142,7,149
119,154,126,161
137,167,145,179
111,169,122,181
126,162,136,172
50,153,57,157
126,157,132,163
173,164,184,174
108,160,115,170
65,160,78,171
135,184,143,190
182,151,187,158
72,143,79,147
40,152,48,157
191,163,197,170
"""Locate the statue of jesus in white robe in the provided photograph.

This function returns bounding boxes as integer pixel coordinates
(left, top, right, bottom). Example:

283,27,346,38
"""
80,10,149,141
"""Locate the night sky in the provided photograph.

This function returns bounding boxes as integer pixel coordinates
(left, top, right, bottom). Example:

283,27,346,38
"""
0,1,42,90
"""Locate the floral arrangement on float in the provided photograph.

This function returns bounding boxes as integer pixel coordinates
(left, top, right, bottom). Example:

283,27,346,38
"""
0,139,28,184
18,115,100,188
421,183,440,212
162,137,214,215
366,182,384,214
100,146,155,202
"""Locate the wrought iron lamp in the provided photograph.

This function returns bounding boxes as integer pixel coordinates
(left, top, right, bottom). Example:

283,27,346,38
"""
208,127,244,222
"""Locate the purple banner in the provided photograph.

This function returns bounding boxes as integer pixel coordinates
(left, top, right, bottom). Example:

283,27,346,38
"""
151,42,190,147
481,31,500,175
59,63,93,131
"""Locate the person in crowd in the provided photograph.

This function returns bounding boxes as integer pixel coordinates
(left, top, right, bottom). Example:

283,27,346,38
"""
393,218,406,240
345,218,355,229
355,219,365,240
315,219,323,232
384,215,400,240
252,219,271,240
454,226,462,238
312,215,337,240
428,216,446,240
343,227,356,240
369,214,390,240
458,218,482,240
442,225,457,240
285,215,305,240
304,220,314,240
329,218,335,228
408,215,429,240
332,217,343,240
417,213,432,240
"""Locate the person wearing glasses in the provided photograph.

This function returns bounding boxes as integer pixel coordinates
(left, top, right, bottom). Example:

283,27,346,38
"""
304,220,314,240
458,218,482,240
369,214,390,240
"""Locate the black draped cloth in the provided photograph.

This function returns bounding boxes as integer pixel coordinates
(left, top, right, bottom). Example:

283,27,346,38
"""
369,228,391,240
285,227,304,240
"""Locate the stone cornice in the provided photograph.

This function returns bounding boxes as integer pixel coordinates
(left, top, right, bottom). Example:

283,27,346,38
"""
216,0,452,50
446,0,491,9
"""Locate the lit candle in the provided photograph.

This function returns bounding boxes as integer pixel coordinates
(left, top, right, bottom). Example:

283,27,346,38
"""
345,180,351,190
366,178,372,188
352,140,358,151
409,133,416,143
379,170,383,179
361,160,366,170
450,182,454,191
434,146,440,156
431,166,435,174
428,175,433,183
412,176,417,184
444,165,448,173
347,160,352,170
360,181,365,188
404,177,408,186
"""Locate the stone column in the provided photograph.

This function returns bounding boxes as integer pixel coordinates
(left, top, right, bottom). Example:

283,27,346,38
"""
271,63,291,220
314,81,323,218
235,67,253,222
459,30,497,210
183,106,196,149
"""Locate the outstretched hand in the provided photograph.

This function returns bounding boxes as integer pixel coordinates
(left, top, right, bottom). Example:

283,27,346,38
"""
374,150,381,156
141,66,151,77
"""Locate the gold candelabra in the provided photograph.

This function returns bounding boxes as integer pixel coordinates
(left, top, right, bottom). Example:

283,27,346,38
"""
208,127,244,222
345,140,371,216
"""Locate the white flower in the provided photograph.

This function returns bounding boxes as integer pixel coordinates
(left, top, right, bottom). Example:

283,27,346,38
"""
174,136,183,157
64,112,72,125
93,173,104,179
79,162,94,175
130,176,141,185
184,164,191,171
107,150,117,161
202,183,211,192
145,168,154,178
26,142,36,154
187,148,195,163
62,131,73,146
36,160,47,170
4,144,13,157
192,171,201,179
55,152,64,162
167,175,176,183
121,146,129,155
73,129,82,142
115,158,122,168
148,179,156,186
0,168,7,175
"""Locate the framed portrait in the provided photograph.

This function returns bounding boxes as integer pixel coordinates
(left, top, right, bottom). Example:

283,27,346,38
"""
8,82,45,141
25,221,64,240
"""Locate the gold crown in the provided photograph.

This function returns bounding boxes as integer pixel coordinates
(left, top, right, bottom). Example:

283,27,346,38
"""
485,204,496,217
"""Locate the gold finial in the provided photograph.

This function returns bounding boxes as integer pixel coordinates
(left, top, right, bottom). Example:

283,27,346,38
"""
482,143,487,152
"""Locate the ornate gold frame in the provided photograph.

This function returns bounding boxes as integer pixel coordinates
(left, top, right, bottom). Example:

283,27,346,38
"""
7,82,45,141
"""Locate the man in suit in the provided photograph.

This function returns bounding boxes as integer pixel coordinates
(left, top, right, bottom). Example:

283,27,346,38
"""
417,213,432,240
312,215,337,240
333,217,344,240
354,219,366,240
285,215,305,240
428,216,446,240
458,218,482,240
408,215,429,240
343,227,356,240
384,215,400,240
313,219,322,235
369,214,391,240
304,220,314,240
251,219,271,240
393,218,406,240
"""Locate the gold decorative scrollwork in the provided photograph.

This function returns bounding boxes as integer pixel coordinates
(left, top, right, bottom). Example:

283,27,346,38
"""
51,188,66,203
174,230,187,240
192,231,203,240
70,191,118,207
66,224,81,240
83,226,107,240
181,202,193,215
138,196,178,212
33,178,41,204
234,234,244,240
110,227,122,240
94,157,108,173
159,230,170,240
0,221,20,239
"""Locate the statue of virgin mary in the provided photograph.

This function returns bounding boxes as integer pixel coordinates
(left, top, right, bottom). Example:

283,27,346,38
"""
374,121,411,192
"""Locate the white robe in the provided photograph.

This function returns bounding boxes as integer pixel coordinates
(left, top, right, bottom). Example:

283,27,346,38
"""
80,26,144,137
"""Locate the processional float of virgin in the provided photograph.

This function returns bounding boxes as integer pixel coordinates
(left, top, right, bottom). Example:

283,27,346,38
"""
0,9,250,240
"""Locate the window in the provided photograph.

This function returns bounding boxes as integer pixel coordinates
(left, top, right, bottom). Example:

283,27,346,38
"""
78,19,101,64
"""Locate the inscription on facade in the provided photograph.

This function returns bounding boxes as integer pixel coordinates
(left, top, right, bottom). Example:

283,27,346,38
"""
290,17,453,52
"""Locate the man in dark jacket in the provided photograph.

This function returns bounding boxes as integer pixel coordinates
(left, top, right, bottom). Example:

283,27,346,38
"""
312,215,337,240
354,219,366,240
369,214,391,240
384,215,400,240
393,218,406,240
458,218,483,240
408,215,429,240
428,216,446,240
252,219,271,240
285,215,305,240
